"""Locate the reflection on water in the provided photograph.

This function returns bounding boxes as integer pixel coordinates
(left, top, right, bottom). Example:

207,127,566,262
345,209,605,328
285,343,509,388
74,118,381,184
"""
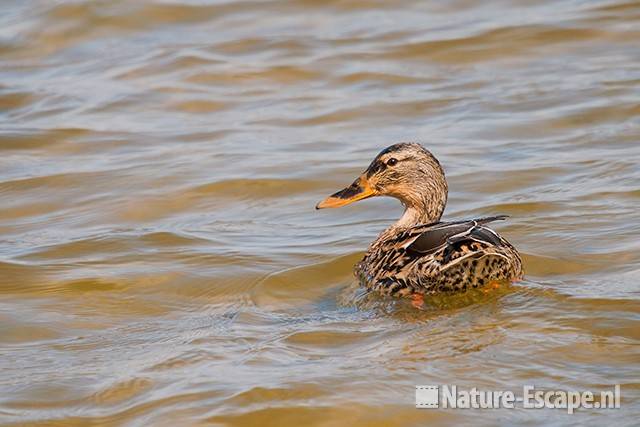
1,0,639,425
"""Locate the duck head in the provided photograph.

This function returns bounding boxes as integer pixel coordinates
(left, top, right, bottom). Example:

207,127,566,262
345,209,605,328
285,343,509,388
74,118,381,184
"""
316,143,449,226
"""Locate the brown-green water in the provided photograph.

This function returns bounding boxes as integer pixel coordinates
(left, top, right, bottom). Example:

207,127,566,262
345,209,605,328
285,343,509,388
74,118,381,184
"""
1,1,639,426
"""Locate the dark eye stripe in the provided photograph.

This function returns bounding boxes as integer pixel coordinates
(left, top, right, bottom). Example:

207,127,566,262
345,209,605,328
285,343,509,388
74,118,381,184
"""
365,156,414,177
366,160,386,177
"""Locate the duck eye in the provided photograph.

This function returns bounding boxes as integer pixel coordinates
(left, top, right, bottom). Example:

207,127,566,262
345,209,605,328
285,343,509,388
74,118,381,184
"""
386,158,398,166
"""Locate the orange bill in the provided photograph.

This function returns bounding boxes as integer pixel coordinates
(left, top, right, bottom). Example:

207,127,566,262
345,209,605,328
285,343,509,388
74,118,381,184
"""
316,175,376,209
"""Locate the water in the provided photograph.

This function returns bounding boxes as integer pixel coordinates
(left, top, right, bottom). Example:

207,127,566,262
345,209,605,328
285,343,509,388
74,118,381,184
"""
1,0,639,425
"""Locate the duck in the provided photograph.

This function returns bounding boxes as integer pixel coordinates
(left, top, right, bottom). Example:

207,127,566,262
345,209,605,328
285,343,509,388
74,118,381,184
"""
316,142,523,298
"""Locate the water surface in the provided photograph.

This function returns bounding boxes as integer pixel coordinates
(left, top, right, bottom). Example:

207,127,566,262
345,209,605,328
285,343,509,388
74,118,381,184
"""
1,0,639,425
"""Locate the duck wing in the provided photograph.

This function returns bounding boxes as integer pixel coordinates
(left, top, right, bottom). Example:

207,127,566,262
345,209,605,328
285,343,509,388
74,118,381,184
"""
405,215,508,255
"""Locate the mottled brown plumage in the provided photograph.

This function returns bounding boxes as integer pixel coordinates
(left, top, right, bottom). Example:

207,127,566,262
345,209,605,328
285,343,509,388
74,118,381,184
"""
317,143,523,296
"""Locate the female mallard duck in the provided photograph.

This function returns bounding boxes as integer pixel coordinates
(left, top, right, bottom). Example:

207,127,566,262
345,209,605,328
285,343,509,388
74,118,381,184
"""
316,143,523,297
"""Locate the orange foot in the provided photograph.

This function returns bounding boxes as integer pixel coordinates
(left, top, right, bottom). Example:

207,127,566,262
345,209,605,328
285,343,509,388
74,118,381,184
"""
481,280,502,294
411,293,425,309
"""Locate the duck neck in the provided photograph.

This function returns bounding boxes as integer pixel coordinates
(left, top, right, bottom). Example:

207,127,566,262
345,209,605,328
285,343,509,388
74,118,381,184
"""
395,203,441,229
378,180,448,240
371,197,446,248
